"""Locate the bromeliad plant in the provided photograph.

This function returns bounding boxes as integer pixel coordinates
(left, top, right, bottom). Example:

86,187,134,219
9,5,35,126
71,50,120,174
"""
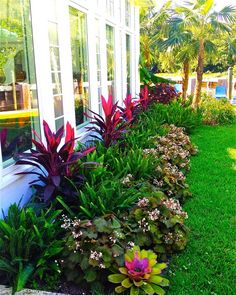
86,95,127,148
16,120,95,202
108,246,169,295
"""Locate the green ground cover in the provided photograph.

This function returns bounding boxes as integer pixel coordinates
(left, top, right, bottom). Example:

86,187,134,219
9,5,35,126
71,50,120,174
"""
168,124,236,295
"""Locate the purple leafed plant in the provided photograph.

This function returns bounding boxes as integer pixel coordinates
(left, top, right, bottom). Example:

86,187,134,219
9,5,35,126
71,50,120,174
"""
149,83,178,104
16,120,95,202
85,95,127,148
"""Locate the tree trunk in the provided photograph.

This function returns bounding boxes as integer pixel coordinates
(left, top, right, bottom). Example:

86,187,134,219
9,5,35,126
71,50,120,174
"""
182,59,190,102
192,39,205,108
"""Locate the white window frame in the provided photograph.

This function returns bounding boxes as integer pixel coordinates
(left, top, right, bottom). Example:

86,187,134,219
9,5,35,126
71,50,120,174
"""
0,0,140,188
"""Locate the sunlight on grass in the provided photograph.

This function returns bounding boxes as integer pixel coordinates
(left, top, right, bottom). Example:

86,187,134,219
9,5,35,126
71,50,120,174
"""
227,148,236,170
227,148,236,159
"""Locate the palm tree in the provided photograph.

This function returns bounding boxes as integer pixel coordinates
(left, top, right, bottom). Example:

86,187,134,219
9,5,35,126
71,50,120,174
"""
174,0,236,108
156,16,198,101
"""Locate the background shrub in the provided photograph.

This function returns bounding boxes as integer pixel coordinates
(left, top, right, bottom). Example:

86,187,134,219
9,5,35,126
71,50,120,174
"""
149,83,178,104
200,97,236,125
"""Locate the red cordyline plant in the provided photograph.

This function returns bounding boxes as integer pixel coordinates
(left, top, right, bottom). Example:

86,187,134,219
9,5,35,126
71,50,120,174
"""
16,120,95,202
119,94,137,123
138,85,150,111
85,95,128,148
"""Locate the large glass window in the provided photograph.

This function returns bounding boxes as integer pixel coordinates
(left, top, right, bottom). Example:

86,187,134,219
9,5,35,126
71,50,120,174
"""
106,0,114,17
48,0,64,131
125,0,131,27
69,7,89,127
126,34,131,95
0,0,40,168
106,25,115,97
95,19,102,115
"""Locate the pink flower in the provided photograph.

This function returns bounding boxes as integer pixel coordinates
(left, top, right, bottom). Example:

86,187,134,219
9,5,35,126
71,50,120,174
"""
125,251,151,280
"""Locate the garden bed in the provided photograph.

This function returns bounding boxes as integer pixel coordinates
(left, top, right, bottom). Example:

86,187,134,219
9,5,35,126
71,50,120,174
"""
0,84,235,294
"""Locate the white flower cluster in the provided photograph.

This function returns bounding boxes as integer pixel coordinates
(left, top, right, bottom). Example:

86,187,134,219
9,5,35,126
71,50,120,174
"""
148,208,160,221
126,241,135,249
138,217,150,232
90,250,103,261
121,174,133,185
61,214,71,229
162,198,188,219
90,251,105,269
137,197,149,207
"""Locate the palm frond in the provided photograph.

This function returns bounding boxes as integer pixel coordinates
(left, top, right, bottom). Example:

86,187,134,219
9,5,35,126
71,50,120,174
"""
211,5,236,23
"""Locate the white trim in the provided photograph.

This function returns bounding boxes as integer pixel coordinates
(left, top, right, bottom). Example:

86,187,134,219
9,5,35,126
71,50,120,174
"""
0,0,140,204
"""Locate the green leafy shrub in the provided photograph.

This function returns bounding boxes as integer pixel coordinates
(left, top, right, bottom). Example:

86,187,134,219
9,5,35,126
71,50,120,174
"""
125,193,188,256
77,179,140,218
61,190,188,289
149,101,202,133
142,125,197,200
0,204,63,293
108,246,169,294
200,97,236,125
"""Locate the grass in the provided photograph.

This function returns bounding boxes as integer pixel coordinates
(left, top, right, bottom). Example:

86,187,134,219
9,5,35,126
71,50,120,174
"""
168,124,236,295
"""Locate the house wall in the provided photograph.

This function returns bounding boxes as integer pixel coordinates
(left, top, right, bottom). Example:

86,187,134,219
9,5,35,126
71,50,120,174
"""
0,0,140,217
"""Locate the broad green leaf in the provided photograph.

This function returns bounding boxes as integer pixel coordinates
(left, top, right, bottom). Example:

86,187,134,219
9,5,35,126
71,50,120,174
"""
119,267,128,274
150,284,165,295
141,283,155,294
108,274,126,284
149,275,163,284
0,221,13,235
134,280,144,287
15,264,34,292
159,278,170,287
115,285,126,294
121,278,132,288
84,269,97,282
130,285,140,295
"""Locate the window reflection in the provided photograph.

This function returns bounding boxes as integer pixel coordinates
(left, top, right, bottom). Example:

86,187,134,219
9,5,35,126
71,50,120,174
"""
48,1,64,131
0,0,40,167
126,34,131,95
69,7,89,127
125,0,131,27
106,25,115,98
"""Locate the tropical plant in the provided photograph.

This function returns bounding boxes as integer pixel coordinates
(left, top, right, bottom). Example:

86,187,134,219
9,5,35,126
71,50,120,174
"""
138,85,150,111
119,94,137,123
156,16,198,101
149,83,178,104
149,101,202,133
0,203,63,293
62,214,127,286
200,96,236,125
73,179,140,219
86,95,127,148
108,148,157,180
173,0,236,108
16,120,95,202
108,246,169,295
140,64,175,86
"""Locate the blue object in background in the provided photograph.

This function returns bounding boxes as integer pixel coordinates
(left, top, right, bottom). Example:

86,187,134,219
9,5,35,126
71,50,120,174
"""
174,84,182,93
215,85,227,99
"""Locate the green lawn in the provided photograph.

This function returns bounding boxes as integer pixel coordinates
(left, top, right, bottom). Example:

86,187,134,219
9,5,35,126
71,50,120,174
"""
168,124,236,295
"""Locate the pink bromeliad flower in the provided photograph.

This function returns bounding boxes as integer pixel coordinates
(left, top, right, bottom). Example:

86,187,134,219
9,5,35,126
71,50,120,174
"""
125,251,152,280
